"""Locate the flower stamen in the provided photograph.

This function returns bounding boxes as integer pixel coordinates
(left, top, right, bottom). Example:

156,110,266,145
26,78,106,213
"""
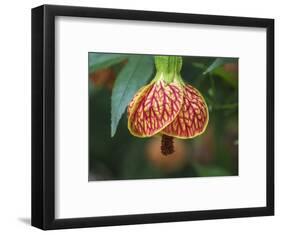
161,134,175,156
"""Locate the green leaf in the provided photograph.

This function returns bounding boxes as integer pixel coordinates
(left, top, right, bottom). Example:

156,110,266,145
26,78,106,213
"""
89,80,94,96
213,103,238,110
203,58,236,75
191,62,206,70
194,164,230,177
111,55,154,137
212,66,238,88
89,53,128,73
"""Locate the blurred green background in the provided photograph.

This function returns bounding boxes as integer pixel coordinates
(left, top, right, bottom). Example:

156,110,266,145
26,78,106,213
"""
88,53,238,181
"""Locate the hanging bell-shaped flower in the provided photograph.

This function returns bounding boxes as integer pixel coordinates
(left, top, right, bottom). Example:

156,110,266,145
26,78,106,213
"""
127,56,209,155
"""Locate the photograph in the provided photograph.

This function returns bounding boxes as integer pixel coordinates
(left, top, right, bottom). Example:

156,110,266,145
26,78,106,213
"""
88,53,239,181
30,4,274,230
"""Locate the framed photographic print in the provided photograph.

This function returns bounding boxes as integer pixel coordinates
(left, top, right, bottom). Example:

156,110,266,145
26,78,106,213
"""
32,4,274,230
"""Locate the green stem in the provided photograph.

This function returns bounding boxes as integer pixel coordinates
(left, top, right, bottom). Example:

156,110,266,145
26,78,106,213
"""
154,56,184,84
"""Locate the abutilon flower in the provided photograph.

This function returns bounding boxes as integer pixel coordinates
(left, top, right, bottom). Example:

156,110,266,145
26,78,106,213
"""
127,56,209,155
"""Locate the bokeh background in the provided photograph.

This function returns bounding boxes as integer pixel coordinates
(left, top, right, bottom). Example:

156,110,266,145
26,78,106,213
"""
89,53,238,181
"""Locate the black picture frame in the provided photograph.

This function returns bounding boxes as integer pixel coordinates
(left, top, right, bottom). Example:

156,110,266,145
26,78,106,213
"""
32,4,274,230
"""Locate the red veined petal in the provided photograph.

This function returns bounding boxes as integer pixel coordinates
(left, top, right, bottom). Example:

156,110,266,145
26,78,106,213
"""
162,84,209,138
127,85,151,117
128,80,183,137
